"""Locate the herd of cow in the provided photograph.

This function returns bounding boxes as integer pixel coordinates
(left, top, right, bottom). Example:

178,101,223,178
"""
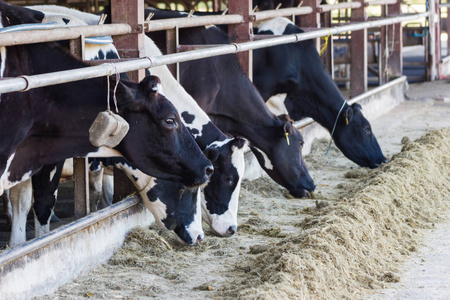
0,1,387,249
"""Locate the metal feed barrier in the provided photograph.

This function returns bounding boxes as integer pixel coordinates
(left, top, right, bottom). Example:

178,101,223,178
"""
0,0,437,298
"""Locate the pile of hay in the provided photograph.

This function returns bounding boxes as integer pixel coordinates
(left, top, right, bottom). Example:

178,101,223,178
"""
229,128,450,299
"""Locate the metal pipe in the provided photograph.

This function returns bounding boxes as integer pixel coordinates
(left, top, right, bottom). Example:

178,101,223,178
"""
318,2,361,13
0,24,131,47
0,196,139,266
294,76,407,130
0,12,429,94
146,14,244,31
254,7,313,21
365,0,398,6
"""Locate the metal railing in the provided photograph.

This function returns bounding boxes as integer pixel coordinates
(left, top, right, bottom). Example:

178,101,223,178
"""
0,12,429,94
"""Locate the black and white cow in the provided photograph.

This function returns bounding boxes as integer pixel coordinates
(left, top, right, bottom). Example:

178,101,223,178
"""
145,8,316,198
0,2,213,246
9,5,248,244
254,17,387,168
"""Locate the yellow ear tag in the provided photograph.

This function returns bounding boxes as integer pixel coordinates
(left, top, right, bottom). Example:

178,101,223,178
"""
345,118,349,125
285,132,290,146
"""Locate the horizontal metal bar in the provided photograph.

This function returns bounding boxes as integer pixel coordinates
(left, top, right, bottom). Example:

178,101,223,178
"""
439,3,450,8
254,7,313,21
0,196,140,266
347,75,406,105
365,0,398,6
0,12,428,94
441,55,450,64
319,2,362,13
0,23,132,47
145,14,244,31
294,76,407,129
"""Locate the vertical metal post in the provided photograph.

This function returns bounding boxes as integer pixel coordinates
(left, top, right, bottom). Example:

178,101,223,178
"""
427,0,438,80
387,1,403,78
110,0,144,201
110,0,146,82
350,0,368,97
321,9,334,78
70,36,90,219
213,0,221,12
299,0,321,50
166,27,179,79
228,0,253,80
380,5,389,85
447,5,450,56
73,158,90,218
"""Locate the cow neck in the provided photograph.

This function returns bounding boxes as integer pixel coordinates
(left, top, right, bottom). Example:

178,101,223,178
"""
6,43,106,162
207,53,277,130
298,82,348,133
289,28,348,133
143,37,227,150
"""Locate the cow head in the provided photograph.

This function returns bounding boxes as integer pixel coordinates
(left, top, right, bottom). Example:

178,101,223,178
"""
254,17,386,169
251,115,315,198
93,158,204,246
145,179,204,245
201,137,248,236
114,76,214,188
332,103,387,168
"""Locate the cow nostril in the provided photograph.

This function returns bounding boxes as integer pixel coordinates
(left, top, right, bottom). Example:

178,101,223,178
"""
196,235,203,244
205,165,214,177
227,225,237,236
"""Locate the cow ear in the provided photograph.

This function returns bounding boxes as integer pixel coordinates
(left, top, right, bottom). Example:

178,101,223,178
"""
115,79,138,104
277,114,295,135
283,119,295,135
342,106,354,125
139,75,163,98
204,147,220,163
231,136,249,150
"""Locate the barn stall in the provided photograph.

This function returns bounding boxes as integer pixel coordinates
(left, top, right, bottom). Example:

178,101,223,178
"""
0,0,449,299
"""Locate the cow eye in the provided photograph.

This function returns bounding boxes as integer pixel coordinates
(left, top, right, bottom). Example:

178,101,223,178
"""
225,176,234,186
163,117,177,129
363,126,371,135
299,141,304,148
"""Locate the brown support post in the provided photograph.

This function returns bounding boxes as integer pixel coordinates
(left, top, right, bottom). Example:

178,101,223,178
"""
73,158,90,218
321,9,334,78
350,0,367,97
228,0,253,80
166,28,179,78
213,0,221,12
110,0,146,82
110,0,145,202
380,5,388,84
427,0,439,80
434,0,441,78
70,36,90,219
447,6,450,56
299,0,321,50
387,0,403,78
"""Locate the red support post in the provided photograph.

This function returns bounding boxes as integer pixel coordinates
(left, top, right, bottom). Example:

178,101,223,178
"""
299,0,321,50
387,1,403,78
110,0,146,83
228,0,253,80
350,0,368,97
110,0,144,201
